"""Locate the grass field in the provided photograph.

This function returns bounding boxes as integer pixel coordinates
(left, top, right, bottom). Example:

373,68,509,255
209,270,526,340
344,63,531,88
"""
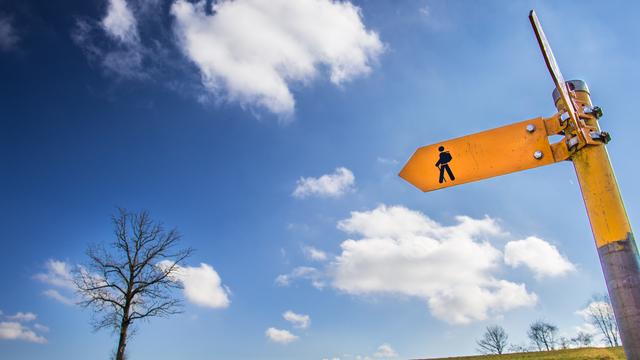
419,347,626,360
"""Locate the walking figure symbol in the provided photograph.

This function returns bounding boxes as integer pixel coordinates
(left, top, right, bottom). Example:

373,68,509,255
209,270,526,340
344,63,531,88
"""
435,146,455,183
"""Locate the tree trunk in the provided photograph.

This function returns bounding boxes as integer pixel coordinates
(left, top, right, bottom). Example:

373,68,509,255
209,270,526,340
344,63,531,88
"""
116,302,131,360
116,321,128,360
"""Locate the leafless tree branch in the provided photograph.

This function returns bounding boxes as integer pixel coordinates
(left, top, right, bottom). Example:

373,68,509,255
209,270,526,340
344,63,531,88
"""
476,325,508,355
586,294,620,347
527,320,558,351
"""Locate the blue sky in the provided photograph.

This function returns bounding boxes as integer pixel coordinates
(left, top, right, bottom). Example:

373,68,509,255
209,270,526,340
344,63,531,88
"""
1,0,639,359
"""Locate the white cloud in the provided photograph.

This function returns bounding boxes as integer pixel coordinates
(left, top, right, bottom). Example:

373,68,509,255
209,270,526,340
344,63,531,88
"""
0,14,19,51
35,259,79,305
0,322,47,344
293,167,355,199
330,205,537,324
265,327,298,344
373,343,398,358
33,324,49,333
376,157,398,165
72,0,145,78
102,0,138,44
304,246,328,262
168,262,231,309
34,259,75,290
6,312,36,322
573,321,599,339
171,0,383,116
275,266,325,289
576,301,611,320
283,310,310,329
43,289,76,306
0,311,48,344
101,47,145,78
504,236,575,279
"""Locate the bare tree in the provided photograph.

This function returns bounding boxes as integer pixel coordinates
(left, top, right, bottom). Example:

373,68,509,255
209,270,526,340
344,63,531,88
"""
571,331,594,348
585,294,620,347
476,325,509,354
527,320,558,351
507,343,531,353
558,336,570,350
74,209,192,360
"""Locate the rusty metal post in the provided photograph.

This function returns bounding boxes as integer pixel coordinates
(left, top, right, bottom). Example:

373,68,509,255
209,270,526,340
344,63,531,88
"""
554,80,640,357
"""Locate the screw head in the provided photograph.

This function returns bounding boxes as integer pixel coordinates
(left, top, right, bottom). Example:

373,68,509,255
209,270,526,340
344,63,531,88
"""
526,124,536,133
533,150,543,160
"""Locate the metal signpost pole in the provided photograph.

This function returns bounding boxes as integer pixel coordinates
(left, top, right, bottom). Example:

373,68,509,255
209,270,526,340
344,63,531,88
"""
553,81,640,358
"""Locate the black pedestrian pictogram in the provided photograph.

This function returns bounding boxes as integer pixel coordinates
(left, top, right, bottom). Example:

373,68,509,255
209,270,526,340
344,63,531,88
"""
435,146,455,183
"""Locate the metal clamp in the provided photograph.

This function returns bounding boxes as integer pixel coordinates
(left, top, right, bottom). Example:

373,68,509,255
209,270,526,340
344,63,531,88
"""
590,131,612,144
583,105,603,119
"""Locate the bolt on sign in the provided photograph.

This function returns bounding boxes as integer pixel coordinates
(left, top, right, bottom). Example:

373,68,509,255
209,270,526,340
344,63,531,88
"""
398,10,640,358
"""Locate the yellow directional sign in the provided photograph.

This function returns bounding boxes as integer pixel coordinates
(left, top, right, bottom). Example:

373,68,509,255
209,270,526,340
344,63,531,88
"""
399,117,559,192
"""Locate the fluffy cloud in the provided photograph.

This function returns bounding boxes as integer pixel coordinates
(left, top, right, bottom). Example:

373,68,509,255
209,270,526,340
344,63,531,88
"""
34,259,75,289
374,343,398,358
275,266,325,289
101,0,138,44
163,262,231,309
286,205,538,324
504,236,575,279
0,14,19,51
171,0,383,116
293,167,355,199
7,312,36,322
35,259,79,305
304,246,328,262
575,301,613,322
33,324,49,333
43,289,75,306
265,327,298,344
283,310,310,329
573,316,599,339
0,311,48,344
0,322,47,344
73,0,145,78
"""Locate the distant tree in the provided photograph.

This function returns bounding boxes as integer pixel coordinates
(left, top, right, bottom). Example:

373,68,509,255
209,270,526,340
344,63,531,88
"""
571,331,594,348
527,320,558,351
476,325,509,354
585,294,620,347
74,209,192,360
558,336,570,349
507,343,531,353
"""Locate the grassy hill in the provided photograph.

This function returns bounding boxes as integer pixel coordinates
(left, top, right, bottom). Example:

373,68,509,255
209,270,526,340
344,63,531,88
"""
418,347,625,360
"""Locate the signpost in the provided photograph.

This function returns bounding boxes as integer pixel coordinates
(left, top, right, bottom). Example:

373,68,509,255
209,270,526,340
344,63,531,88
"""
400,10,640,358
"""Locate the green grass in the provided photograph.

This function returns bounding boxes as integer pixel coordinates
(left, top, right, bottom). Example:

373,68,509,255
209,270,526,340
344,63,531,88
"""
419,347,625,360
